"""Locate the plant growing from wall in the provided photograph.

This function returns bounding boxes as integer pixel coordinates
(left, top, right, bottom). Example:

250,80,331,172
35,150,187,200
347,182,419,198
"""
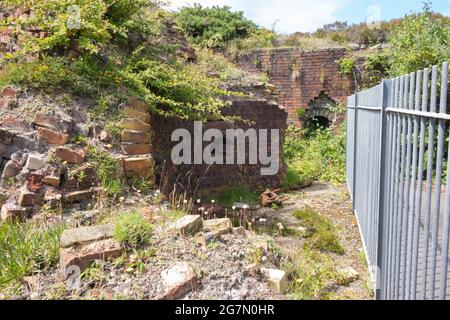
338,57,356,76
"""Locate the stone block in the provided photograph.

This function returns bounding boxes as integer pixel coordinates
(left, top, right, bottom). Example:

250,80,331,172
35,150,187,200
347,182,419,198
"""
171,215,203,237
128,99,149,113
25,154,45,171
55,147,85,164
260,268,288,294
160,262,199,300
2,160,21,178
18,190,42,206
203,218,232,235
60,224,115,248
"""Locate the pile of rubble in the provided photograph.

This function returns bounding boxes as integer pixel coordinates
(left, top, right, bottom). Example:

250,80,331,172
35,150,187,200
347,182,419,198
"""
0,86,156,221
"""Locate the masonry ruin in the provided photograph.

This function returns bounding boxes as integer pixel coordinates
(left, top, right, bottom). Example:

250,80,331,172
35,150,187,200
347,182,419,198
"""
235,48,356,126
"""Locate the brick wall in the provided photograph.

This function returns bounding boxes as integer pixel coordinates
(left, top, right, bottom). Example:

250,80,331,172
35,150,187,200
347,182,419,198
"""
150,99,288,190
235,48,356,125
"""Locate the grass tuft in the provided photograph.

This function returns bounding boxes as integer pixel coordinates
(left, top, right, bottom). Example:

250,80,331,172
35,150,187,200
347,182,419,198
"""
114,211,152,248
293,207,344,254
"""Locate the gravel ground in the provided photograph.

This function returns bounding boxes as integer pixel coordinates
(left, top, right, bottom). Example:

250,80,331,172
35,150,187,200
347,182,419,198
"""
13,183,373,300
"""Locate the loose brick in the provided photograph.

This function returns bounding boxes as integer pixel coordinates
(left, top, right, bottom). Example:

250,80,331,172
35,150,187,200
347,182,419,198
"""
44,176,61,188
60,224,115,248
203,218,232,235
63,189,94,203
18,190,42,206
60,239,123,276
37,127,69,145
160,262,199,300
33,113,72,132
55,147,85,164
171,215,203,237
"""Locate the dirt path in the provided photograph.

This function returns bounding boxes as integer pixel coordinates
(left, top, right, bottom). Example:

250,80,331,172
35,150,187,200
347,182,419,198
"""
263,182,374,300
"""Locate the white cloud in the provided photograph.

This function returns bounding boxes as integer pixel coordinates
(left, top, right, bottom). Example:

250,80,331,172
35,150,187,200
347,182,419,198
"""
164,0,352,33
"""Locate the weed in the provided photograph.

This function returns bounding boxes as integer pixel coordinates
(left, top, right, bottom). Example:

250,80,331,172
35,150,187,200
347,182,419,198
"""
293,208,344,254
114,211,152,248
0,220,63,290
217,183,260,207
283,248,339,300
87,146,125,198
81,262,106,283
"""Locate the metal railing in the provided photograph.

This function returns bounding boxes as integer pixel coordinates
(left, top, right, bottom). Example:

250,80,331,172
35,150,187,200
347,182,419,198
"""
346,62,449,300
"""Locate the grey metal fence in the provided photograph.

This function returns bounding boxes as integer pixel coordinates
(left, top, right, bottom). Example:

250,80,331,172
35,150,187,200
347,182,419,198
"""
346,62,449,300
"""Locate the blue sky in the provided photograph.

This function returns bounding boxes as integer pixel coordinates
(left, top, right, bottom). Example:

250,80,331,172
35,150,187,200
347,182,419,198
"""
166,0,450,33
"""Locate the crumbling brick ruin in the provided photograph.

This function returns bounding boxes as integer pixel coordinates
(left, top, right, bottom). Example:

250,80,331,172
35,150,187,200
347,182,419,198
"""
235,48,356,126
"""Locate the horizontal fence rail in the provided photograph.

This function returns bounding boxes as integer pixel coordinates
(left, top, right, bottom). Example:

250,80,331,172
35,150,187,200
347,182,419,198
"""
346,62,449,300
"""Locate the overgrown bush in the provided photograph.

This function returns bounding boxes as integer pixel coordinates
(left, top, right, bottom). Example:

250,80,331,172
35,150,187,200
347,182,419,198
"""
0,221,63,291
283,125,346,189
386,2,450,76
0,1,235,121
176,4,256,49
114,211,152,248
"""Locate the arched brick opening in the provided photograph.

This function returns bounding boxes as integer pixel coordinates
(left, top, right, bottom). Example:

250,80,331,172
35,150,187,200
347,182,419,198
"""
302,92,337,128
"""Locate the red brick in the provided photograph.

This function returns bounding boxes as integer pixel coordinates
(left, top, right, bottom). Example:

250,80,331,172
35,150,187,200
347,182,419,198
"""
37,127,69,145
55,147,85,164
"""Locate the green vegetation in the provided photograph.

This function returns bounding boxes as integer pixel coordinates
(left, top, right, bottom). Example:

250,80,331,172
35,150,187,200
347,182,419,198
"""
338,57,356,76
0,1,236,122
0,221,63,291
87,146,124,198
283,248,339,300
293,207,344,254
114,211,152,248
216,183,260,207
385,2,450,76
176,4,257,49
283,125,346,189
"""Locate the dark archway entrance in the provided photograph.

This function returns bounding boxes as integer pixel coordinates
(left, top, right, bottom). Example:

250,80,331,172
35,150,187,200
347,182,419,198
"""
302,92,337,130
304,115,331,131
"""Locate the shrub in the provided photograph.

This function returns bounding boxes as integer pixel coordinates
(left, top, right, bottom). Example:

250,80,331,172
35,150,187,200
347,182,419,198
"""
293,207,344,254
0,221,63,291
387,2,450,76
114,211,152,248
176,4,256,49
338,57,356,76
283,125,346,188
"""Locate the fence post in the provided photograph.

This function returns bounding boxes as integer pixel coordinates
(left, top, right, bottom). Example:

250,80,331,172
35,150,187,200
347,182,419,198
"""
375,81,388,299
352,93,359,213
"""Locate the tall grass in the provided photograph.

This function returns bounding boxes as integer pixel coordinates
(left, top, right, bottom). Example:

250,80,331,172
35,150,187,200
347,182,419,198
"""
0,221,63,290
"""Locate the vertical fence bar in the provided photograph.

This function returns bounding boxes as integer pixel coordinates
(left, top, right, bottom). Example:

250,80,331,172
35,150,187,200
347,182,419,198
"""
430,64,446,300
352,94,359,213
376,81,388,299
421,65,438,300
411,68,429,300
394,76,406,299
408,70,422,299
398,74,410,299
403,73,415,299
439,62,449,300
388,77,400,299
